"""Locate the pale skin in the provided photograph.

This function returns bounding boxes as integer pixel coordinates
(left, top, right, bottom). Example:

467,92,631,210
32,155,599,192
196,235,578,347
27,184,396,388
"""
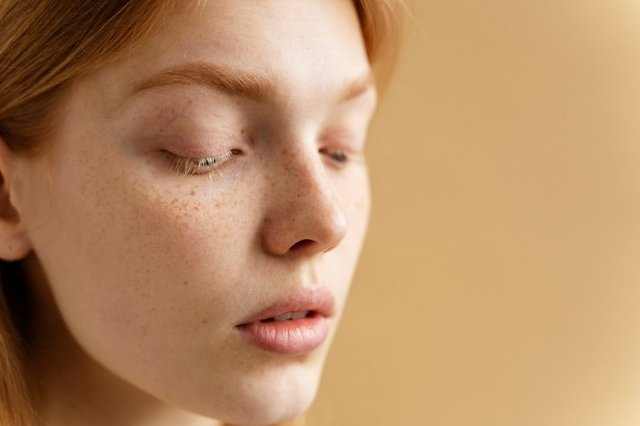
0,1,376,425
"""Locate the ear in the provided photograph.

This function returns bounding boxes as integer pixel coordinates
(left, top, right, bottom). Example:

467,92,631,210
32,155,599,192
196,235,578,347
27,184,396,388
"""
0,135,32,261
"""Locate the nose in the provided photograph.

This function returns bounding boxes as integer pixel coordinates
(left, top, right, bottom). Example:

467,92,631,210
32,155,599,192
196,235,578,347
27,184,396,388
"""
259,147,349,258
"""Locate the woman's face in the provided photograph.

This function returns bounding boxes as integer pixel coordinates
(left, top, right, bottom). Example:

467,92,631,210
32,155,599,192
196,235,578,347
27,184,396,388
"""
12,0,374,424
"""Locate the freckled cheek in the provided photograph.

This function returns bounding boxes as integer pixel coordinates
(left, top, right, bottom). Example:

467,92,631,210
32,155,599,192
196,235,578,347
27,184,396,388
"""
324,170,370,248
338,170,371,234
319,174,370,315
67,181,256,335
120,185,251,274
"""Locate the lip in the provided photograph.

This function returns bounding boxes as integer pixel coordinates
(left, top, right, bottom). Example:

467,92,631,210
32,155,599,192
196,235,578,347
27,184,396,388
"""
235,287,335,355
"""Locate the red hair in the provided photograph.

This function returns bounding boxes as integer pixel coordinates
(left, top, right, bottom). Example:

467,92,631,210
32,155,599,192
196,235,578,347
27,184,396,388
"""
0,1,406,424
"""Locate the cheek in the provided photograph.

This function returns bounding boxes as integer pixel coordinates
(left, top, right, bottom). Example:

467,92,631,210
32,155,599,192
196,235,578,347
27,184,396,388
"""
117,182,244,276
337,165,371,246
323,166,371,303
32,155,257,356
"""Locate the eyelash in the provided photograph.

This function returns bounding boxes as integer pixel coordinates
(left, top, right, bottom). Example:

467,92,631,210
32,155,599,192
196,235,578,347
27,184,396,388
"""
164,147,349,176
163,149,242,176
320,148,350,165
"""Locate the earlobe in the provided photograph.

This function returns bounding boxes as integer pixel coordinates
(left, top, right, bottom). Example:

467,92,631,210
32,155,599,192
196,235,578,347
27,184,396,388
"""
0,136,32,261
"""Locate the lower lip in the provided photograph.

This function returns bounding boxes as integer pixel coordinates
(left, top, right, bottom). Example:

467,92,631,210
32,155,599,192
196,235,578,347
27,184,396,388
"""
236,314,329,355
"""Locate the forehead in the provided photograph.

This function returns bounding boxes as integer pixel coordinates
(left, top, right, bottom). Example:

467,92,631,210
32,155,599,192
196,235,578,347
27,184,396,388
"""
82,0,371,114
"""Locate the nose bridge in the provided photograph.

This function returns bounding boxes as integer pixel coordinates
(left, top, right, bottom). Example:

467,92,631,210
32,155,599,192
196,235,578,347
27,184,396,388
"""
261,144,348,257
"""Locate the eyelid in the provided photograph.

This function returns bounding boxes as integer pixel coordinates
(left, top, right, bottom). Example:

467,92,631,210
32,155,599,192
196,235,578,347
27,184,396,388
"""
162,149,242,176
319,147,350,165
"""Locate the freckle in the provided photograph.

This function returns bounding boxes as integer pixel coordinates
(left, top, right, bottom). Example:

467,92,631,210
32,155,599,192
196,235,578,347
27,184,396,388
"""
189,190,196,196
201,319,208,325
183,280,189,286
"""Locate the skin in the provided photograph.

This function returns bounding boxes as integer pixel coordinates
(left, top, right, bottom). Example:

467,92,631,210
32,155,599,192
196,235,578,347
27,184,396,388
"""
0,1,375,425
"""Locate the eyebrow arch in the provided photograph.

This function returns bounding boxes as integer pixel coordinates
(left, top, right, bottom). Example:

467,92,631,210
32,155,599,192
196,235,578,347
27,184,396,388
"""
130,62,274,103
128,61,375,104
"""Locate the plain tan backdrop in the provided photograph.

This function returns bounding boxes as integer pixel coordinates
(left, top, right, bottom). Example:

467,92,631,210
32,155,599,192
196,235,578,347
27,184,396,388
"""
308,1,640,425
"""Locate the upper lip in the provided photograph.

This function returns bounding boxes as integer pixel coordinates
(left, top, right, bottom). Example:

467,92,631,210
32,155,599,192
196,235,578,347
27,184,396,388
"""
236,286,336,326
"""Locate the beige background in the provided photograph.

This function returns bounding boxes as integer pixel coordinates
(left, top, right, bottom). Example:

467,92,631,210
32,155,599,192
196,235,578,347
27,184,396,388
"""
309,1,640,425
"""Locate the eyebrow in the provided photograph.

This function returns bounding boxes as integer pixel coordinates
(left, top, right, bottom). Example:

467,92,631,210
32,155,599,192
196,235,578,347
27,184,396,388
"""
128,61,375,104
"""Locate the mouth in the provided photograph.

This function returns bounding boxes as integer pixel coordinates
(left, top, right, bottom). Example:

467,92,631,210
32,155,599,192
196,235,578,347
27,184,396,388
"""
235,288,335,355
259,310,316,322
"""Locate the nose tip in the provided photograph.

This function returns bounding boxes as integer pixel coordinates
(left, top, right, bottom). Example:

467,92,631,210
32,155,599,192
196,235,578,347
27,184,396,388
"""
259,156,349,258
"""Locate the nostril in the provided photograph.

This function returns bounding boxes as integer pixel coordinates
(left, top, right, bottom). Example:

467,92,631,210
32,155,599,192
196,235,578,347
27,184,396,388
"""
290,239,315,251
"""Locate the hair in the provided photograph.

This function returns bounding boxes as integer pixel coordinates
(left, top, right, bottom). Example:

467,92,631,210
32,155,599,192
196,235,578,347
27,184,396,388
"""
0,1,406,424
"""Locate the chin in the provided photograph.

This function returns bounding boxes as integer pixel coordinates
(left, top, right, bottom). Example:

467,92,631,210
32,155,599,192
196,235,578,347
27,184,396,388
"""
184,358,325,426
225,394,313,426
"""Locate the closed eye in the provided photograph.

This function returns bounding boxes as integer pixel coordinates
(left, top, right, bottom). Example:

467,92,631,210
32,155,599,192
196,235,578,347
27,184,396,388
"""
162,149,243,176
319,147,349,165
